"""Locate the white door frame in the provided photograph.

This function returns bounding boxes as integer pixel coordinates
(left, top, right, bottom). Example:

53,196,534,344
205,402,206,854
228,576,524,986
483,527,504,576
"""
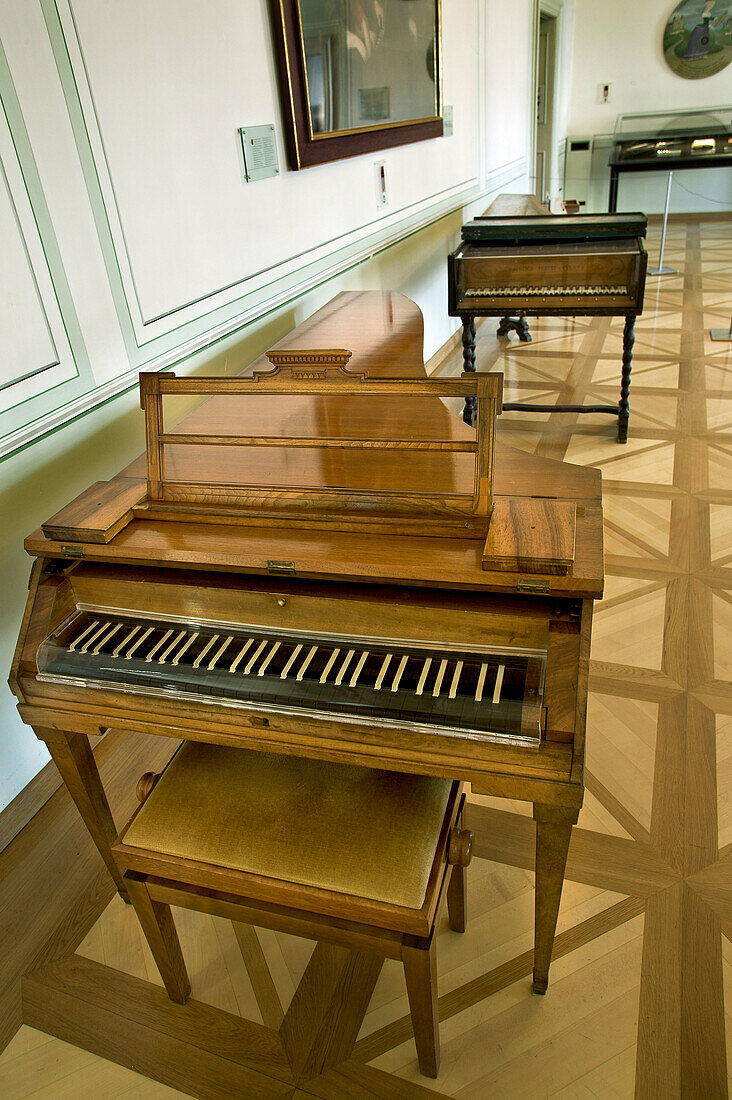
529,0,564,204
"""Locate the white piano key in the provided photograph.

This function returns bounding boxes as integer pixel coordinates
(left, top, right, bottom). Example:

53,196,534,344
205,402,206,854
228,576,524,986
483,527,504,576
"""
92,622,121,654
319,648,340,684
125,626,154,660
113,624,140,658
244,639,268,675
229,637,253,673
431,658,448,698
448,660,464,700
296,645,318,681
159,629,187,664
193,634,219,669
334,649,355,686
146,629,174,663
390,654,409,693
80,621,110,654
172,632,198,665
349,650,368,688
375,654,392,691
69,619,99,652
280,644,303,679
258,640,281,676
492,663,505,705
208,635,233,670
416,657,432,696
475,662,488,703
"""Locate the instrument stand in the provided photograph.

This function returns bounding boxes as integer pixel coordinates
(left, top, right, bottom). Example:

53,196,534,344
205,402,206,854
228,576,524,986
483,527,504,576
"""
648,172,678,277
461,314,636,443
710,316,732,342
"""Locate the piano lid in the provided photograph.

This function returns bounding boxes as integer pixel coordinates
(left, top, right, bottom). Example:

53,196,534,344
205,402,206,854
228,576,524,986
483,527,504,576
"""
28,292,603,597
462,213,648,245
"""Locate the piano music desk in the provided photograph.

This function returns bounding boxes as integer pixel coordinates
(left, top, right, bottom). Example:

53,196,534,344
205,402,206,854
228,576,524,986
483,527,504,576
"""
12,292,603,1069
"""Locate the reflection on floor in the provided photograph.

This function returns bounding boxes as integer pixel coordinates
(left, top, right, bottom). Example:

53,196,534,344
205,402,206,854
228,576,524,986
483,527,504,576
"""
1,217,730,1099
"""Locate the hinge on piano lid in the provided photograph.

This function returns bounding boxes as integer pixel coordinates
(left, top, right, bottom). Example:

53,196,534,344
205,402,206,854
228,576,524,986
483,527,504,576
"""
267,559,295,576
61,544,85,559
517,578,550,594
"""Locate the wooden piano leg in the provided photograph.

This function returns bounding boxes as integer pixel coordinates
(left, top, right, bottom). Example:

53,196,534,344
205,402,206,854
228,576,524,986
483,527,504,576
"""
618,315,635,443
532,803,579,994
41,728,129,902
461,315,477,425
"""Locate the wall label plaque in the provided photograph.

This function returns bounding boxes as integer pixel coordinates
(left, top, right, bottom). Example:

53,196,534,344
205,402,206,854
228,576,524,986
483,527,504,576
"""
239,125,280,182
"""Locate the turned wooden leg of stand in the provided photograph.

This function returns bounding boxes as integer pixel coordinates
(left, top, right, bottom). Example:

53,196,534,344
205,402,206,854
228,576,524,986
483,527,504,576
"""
461,316,477,426
497,315,532,342
517,313,532,342
618,315,635,444
42,728,129,901
402,936,440,1078
125,874,191,1003
532,803,579,994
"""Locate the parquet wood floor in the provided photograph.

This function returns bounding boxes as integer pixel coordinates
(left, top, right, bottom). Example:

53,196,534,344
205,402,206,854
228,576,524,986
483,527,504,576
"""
1,217,730,1099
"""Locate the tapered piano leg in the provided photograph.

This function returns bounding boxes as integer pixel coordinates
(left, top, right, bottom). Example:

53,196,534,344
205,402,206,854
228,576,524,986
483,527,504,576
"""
41,728,129,901
461,316,476,426
532,803,579,994
617,315,635,444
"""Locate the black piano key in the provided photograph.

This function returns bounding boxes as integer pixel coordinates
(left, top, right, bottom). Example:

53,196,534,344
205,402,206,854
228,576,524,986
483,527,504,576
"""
350,651,382,688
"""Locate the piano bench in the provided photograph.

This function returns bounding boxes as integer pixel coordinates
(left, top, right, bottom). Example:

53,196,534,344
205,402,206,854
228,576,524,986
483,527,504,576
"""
113,741,472,1079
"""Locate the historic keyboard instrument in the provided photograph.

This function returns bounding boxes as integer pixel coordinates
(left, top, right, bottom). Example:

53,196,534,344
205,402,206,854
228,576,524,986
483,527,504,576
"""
448,213,648,316
11,290,603,995
448,199,648,442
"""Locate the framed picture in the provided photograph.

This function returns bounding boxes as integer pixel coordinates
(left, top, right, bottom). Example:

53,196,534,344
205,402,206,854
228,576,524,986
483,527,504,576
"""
270,0,443,169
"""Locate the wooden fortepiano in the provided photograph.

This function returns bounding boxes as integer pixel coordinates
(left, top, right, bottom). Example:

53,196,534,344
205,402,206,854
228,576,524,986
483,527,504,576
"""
10,292,603,1017
448,194,648,441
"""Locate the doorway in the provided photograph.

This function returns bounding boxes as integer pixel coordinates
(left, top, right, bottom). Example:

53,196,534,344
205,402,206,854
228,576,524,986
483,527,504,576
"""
535,12,557,204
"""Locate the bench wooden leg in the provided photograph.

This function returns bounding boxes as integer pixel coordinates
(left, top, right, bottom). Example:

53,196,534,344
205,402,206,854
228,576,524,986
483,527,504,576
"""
447,864,467,933
125,875,191,1004
402,938,440,1078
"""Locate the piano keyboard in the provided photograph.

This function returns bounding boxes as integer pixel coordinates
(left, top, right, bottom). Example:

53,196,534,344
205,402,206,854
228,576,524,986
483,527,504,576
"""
464,285,621,297
38,611,546,746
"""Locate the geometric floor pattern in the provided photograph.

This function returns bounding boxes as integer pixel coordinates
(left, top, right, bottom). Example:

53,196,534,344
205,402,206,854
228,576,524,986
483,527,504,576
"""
1,216,730,1098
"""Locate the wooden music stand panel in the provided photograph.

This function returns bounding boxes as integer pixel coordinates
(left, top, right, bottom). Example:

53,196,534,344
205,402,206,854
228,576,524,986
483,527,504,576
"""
138,351,503,540
41,478,146,545
482,499,577,575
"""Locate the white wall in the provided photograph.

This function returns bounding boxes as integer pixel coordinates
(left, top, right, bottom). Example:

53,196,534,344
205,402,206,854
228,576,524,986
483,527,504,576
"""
566,0,732,213
0,0,536,814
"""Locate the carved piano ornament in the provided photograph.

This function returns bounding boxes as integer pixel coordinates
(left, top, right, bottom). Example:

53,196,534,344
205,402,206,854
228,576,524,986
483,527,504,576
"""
11,292,602,1008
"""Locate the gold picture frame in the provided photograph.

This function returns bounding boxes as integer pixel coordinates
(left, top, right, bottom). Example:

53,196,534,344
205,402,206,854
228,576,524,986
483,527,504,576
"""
270,0,443,169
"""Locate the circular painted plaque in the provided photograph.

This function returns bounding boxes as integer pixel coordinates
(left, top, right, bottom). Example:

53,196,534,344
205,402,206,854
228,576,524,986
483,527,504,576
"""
663,0,732,78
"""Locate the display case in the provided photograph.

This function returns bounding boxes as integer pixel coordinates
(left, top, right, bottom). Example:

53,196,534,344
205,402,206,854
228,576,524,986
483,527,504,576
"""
608,107,732,211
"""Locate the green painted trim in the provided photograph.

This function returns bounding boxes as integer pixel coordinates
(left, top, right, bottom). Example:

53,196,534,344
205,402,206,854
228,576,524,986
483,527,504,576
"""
0,34,94,436
40,1,483,372
0,165,529,463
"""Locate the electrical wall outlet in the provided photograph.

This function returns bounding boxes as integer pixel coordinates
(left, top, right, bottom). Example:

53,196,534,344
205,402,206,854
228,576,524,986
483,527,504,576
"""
597,82,613,105
374,160,388,207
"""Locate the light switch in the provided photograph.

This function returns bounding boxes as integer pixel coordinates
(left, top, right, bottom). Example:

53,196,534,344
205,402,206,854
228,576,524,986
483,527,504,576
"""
375,160,388,207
